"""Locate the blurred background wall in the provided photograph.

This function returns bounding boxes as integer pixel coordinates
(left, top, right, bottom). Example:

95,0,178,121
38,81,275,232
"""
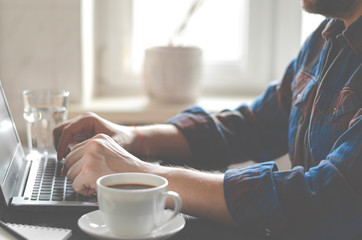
0,0,82,137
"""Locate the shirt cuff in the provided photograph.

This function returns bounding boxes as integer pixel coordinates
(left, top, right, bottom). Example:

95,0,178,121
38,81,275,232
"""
224,161,287,237
167,105,231,170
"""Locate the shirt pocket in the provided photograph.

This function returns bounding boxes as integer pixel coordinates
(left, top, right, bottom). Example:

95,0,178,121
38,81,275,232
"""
317,88,360,121
315,87,360,135
292,71,316,107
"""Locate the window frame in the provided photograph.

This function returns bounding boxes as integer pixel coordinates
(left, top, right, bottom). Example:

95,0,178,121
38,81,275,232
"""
82,0,303,102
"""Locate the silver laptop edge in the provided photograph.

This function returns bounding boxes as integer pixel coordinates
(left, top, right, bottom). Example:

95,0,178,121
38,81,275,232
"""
0,81,97,208
0,82,29,206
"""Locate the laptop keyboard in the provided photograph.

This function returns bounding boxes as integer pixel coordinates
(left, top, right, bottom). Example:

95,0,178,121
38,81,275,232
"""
31,156,96,202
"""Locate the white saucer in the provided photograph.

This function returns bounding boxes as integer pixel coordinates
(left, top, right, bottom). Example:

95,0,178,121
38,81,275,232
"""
78,210,185,240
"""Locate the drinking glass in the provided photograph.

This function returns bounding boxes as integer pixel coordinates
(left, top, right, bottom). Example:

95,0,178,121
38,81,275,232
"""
23,89,69,154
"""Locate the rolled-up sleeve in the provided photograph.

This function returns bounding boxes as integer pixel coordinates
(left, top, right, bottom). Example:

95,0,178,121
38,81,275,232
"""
167,59,295,170
224,161,288,237
168,77,292,169
168,106,232,169
224,115,362,239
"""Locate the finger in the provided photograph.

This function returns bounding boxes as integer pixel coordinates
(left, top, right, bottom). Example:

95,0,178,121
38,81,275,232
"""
53,120,72,151
61,143,86,177
58,148,71,162
57,126,78,160
56,120,94,160
70,137,91,153
72,172,98,196
65,157,83,182
61,136,99,177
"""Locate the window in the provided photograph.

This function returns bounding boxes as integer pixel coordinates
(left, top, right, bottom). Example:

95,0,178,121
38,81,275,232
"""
301,11,325,43
82,0,304,102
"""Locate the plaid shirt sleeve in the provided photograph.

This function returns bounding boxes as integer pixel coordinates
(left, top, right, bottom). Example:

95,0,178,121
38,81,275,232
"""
167,78,291,170
224,122,361,238
168,18,362,239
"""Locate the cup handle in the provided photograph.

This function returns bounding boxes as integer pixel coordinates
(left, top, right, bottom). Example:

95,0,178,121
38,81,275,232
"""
153,191,182,232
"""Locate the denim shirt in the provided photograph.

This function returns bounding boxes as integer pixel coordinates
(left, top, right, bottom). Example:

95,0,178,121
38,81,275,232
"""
168,17,361,239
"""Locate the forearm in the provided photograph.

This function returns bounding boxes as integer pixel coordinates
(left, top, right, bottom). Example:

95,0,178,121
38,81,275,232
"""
132,125,236,222
134,124,192,159
147,164,236,225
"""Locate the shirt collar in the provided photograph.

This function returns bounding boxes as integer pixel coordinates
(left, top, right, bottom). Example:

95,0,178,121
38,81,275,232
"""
322,16,362,55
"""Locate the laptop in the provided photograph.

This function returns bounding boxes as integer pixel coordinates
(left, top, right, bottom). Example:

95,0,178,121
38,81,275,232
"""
0,81,97,209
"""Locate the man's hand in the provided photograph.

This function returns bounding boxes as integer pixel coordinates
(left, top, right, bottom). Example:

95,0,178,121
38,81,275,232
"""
57,128,234,225
61,133,152,196
54,112,192,162
53,112,135,160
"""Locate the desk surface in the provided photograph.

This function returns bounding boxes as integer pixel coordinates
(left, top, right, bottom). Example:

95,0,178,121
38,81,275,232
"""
1,206,263,240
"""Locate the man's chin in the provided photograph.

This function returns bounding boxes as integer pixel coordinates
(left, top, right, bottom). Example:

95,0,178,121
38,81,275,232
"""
301,0,358,19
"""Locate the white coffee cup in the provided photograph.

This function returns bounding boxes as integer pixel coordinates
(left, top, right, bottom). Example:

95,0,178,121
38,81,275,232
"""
97,173,182,238
143,46,202,103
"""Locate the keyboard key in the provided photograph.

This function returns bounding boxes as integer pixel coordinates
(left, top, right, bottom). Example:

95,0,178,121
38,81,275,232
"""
52,196,64,201
39,194,51,201
65,193,77,201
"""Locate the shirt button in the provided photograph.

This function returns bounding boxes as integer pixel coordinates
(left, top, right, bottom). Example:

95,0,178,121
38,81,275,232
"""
332,107,338,116
265,228,272,238
296,93,302,102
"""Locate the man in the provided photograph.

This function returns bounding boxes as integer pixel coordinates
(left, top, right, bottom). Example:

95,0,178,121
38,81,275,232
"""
53,0,361,239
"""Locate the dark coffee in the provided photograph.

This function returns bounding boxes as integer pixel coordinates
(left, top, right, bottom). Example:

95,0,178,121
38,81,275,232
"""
107,183,156,190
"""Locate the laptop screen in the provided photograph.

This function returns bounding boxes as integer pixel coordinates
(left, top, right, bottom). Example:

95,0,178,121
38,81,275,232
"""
0,86,21,183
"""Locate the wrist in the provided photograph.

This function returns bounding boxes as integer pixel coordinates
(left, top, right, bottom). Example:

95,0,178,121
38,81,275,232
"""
130,125,144,156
